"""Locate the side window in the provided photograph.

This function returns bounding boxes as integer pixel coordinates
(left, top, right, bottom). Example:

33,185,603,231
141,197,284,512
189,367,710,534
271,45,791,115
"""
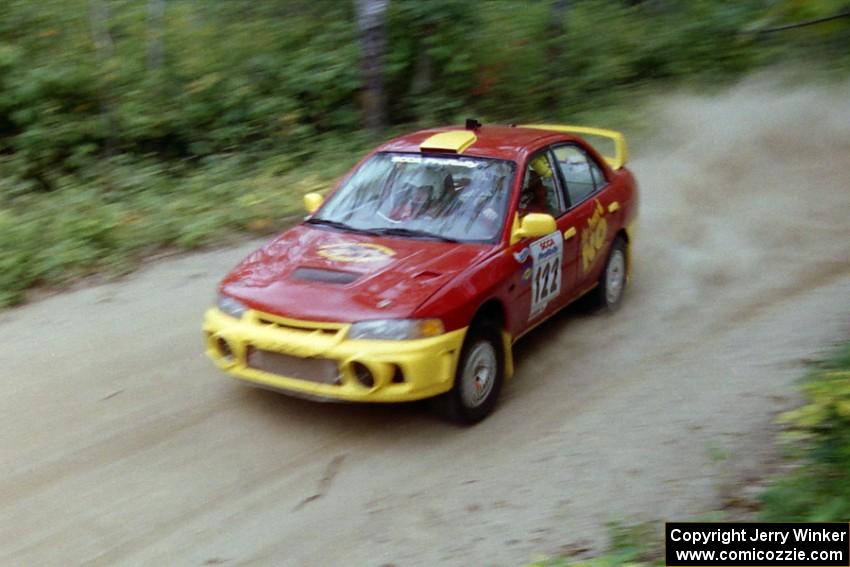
519,151,566,217
587,157,605,190
553,145,606,205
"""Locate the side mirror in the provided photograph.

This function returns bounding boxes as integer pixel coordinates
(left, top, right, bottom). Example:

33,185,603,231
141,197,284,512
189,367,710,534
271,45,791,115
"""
511,213,557,244
303,192,324,214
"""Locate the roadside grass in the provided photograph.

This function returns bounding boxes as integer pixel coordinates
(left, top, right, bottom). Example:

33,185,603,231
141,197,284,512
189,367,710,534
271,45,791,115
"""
528,523,663,567
0,149,359,308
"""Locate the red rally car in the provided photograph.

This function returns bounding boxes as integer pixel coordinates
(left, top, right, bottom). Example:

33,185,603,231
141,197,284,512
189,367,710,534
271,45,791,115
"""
203,120,638,423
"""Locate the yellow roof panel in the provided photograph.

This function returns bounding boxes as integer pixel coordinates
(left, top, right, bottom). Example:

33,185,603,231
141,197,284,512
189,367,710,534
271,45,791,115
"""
419,130,477,154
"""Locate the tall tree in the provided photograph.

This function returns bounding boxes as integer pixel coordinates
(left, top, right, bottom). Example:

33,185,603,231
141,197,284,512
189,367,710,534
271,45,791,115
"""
355,0,389,135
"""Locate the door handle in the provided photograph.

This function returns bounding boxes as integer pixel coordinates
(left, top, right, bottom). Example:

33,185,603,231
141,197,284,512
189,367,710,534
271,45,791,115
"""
607,201,620,214
563,226,577,241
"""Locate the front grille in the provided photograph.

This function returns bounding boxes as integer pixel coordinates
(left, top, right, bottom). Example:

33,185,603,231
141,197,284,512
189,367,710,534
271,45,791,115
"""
255,312,343,337
247,348,341,385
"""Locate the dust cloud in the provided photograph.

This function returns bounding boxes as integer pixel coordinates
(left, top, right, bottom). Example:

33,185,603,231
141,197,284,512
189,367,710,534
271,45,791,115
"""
631,77,850,326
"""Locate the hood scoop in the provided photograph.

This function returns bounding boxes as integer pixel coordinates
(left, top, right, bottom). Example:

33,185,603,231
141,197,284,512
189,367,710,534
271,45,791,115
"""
292,267,361,285
413,270,442,281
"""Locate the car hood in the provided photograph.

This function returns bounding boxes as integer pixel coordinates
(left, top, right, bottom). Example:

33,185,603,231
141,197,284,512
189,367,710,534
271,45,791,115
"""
220,224,492,322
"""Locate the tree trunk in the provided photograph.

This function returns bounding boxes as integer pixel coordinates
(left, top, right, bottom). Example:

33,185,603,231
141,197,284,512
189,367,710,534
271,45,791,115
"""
90,0,114,61
546,0,569,119
410,42,432,98
89,0,117,163
147,0,165,74
355,0,389,135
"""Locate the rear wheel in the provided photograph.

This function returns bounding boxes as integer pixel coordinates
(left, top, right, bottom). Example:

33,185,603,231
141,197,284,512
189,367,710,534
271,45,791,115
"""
432,321,504,425
593,236,628,311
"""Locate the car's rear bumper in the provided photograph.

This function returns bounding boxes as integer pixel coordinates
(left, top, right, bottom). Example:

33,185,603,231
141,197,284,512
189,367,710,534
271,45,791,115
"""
203,307,466,402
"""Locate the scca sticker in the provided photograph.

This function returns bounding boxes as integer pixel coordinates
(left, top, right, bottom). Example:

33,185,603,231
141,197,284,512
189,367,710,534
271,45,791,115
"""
318,242,396,263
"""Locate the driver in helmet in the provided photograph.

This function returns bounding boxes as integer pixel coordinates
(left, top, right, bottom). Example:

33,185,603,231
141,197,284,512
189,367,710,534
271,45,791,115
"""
519,156,552,216
389,182,433,221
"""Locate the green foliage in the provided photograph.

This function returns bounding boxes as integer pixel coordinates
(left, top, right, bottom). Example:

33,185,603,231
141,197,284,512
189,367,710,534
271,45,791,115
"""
0,0,848,306
385,0,479,123
0,0,798,182
759,343,850,521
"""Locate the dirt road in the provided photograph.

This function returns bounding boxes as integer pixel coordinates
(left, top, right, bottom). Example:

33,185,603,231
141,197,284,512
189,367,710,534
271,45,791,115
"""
2,79,849,567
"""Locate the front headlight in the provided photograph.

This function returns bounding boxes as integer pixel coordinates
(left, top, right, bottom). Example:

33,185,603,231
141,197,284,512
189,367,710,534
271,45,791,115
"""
217,294,247,319
348,318,445,340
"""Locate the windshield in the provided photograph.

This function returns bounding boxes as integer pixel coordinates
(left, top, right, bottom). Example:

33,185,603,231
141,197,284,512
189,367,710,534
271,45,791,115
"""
312,152,515,243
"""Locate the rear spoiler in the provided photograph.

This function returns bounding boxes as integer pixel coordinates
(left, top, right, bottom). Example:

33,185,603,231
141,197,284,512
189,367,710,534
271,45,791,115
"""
520,124,629,170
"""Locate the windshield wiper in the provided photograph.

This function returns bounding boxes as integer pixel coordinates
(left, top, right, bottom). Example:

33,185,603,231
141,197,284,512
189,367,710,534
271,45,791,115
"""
305,217,380,235
367,227,459,243
307,218,457,242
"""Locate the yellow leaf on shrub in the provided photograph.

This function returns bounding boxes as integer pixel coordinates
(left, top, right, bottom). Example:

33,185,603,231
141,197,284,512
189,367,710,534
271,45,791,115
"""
247,218,273,232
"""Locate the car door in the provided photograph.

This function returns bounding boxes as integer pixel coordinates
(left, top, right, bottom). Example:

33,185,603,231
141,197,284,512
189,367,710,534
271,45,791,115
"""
506,149,572,333
551,143,620,293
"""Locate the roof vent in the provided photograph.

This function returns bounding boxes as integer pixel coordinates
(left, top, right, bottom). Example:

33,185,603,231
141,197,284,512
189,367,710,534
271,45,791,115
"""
465,118,482,130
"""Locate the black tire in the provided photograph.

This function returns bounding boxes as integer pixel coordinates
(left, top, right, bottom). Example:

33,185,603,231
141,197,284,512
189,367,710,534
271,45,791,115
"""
432,320,504,425
592,236,628,312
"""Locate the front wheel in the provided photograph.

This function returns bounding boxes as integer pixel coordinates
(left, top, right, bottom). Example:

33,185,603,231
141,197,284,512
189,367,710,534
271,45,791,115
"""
432,322,504,425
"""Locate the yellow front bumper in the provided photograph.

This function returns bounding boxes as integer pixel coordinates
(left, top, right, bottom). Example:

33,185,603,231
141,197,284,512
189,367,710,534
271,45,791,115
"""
203,307,467,402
